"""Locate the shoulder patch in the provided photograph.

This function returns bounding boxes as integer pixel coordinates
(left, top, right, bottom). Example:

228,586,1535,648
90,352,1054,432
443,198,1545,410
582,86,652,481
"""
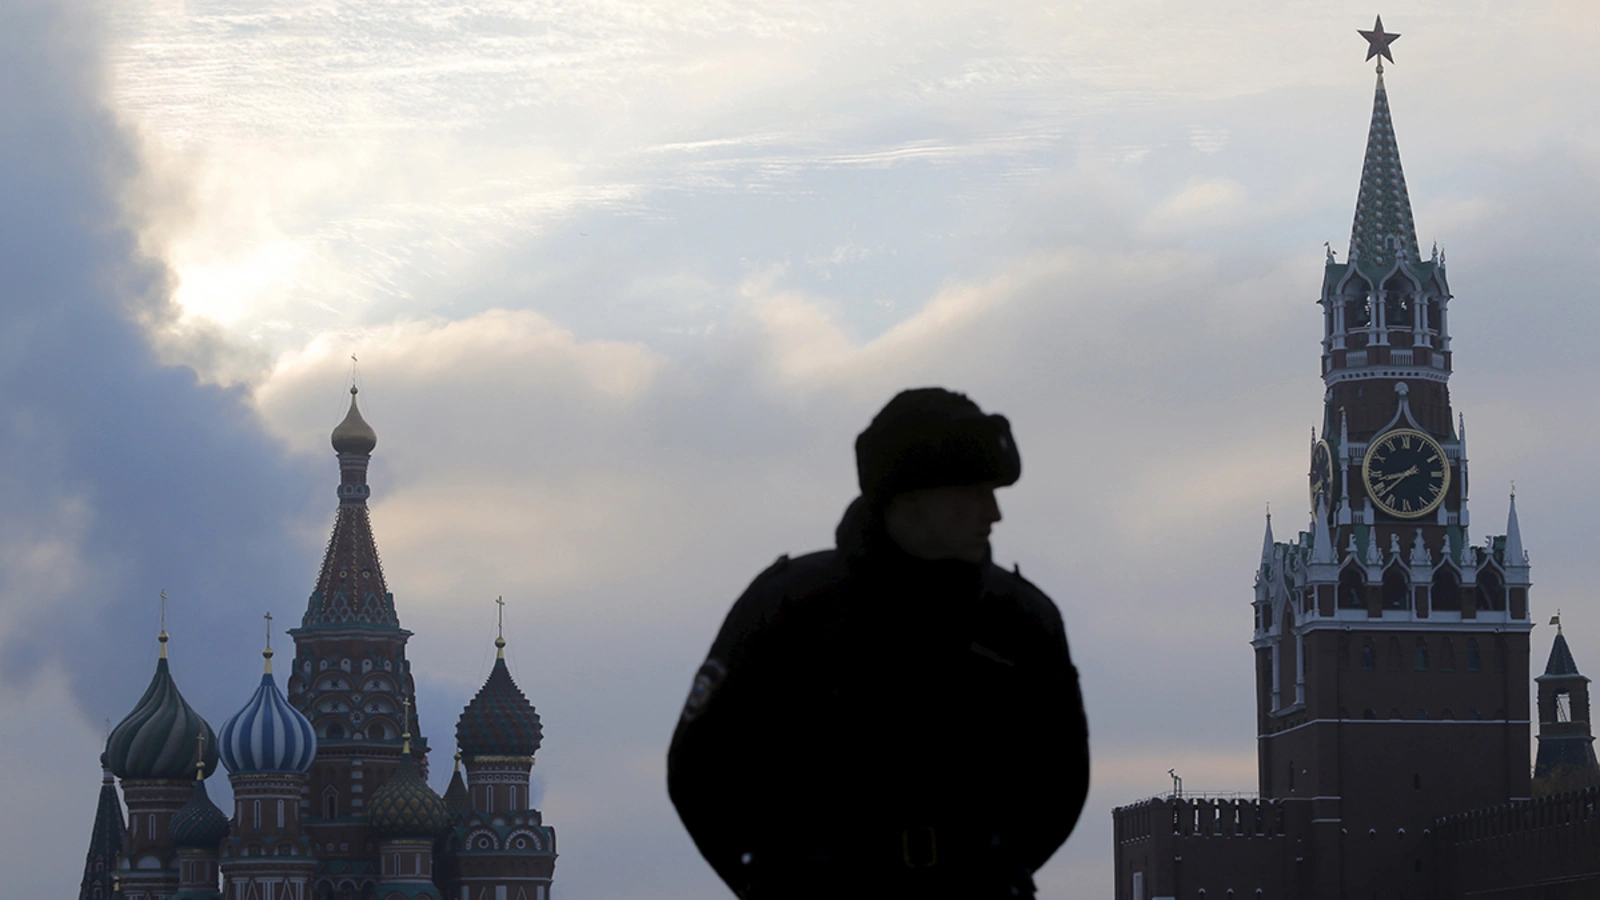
680,658,728,723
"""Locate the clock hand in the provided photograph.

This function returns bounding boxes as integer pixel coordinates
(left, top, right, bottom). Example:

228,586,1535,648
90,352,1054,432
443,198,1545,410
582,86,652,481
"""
1373,465,1418,486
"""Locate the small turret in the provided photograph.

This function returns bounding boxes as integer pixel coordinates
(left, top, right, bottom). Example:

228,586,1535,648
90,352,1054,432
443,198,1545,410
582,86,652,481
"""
1533,619,1600,795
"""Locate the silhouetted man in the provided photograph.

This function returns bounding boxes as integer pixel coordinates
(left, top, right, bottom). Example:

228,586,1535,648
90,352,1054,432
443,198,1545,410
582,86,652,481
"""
668,387,1090,899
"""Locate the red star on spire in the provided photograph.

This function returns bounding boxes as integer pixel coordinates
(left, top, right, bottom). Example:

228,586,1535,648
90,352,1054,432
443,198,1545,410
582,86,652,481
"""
1359,16,1400,66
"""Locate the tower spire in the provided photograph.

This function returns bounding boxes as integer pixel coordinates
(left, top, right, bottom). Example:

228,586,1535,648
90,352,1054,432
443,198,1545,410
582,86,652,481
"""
1506,488,1526,566
77,754,127,900
1260,507,1275,569
300,386,396,629
1349,18,1419,269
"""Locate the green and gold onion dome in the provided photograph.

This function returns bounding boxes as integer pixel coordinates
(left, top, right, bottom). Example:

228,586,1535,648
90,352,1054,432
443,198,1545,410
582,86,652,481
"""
170,775,230,849
455,638,542,758
106,632,219,780
367,735,452,839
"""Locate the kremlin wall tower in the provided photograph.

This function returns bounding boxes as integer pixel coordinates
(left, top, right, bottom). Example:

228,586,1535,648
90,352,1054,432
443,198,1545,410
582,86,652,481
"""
76,388,557,900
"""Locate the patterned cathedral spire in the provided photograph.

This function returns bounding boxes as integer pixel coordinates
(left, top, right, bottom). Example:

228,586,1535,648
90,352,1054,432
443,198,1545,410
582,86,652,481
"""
77,754,127,900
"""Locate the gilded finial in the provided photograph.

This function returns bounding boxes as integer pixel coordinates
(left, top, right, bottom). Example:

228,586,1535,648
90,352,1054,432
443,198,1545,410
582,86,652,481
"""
158,590,169,658
263,611,275,673
453,750,462,773
194,730,207,782
495,595,507,659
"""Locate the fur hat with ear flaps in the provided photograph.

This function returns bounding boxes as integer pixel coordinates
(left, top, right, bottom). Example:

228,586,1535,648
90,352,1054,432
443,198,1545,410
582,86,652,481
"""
854,387,1021,502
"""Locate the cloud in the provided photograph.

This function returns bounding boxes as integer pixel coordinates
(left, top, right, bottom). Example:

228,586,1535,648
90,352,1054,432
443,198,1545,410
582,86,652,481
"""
1142,178,1247,235
0,1,317,886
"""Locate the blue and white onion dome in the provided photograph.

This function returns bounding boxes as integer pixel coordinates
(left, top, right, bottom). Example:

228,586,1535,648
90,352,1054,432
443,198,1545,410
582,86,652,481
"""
219,640,316,775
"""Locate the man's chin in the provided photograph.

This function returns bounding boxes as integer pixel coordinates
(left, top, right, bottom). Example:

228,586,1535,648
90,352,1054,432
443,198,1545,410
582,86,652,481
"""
956,541,991,564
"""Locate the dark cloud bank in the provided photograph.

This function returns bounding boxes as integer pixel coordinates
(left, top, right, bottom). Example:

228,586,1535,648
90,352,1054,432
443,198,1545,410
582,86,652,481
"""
0,0,316,728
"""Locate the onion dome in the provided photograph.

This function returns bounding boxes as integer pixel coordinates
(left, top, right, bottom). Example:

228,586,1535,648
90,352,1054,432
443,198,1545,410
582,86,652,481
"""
331,386,377,454
456,638,543,759
170,777,229,849
367,738,452,839
106,633,219,780
443,753,469,817
219,644,317,775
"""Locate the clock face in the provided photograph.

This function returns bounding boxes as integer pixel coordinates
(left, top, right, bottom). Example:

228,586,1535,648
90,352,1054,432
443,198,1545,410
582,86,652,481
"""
1310,439,1335,514
1362,428,1449,519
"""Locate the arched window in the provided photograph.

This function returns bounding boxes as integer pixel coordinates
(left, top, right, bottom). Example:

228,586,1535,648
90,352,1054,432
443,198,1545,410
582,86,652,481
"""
1432,565,1460,612
1339,635,1351,671
1441,708,1454,720
1414,638,1429,671
1386,285,1414,328
1495,636,1508,673
1346,292,1371,328
1477,566,1506,611
1339,567,1366,609
1383,565,1410,610
1363,708,1377,719
1414,709,1429,720
1441,637,1457,671
1466,638,1482,672
1387,637,1403,671
1361,639,1377,670
323,788,338,820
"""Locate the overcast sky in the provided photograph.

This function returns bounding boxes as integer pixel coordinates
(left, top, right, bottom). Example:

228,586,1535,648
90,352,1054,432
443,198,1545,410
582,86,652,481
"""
4,0,1599,896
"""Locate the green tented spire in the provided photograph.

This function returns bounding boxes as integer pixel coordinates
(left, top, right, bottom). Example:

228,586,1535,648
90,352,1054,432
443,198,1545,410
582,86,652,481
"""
1348,70,1420,269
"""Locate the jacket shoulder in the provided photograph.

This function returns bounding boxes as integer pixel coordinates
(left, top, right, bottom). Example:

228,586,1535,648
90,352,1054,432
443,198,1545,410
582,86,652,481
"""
988,563,1066,635
709,550,845,657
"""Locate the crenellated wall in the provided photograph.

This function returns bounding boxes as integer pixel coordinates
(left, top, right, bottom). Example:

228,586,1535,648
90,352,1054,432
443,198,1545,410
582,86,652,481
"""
1434,787,1600,898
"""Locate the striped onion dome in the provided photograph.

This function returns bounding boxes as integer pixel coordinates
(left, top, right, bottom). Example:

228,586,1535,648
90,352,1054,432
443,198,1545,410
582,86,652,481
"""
219,648,316,775
367,746,452,839
106,634,219,780
170,776,230,849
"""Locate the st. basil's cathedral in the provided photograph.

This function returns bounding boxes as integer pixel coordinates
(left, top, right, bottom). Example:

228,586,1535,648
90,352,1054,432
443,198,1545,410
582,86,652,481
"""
76,389,558,900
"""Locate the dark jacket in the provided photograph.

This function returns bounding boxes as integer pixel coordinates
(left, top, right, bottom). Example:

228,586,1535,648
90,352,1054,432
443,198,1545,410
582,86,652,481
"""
668,498,1090,899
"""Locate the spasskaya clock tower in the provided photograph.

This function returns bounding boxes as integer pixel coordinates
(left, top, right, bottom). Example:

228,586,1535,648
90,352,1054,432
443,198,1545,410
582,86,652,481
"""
1249,18,1533,897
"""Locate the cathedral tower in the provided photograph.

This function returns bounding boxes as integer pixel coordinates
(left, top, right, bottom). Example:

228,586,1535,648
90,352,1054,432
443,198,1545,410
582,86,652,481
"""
218,629,319,896
437,625,558,899
1249,22,1532,897
287,387,428,894
106,628,220,900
